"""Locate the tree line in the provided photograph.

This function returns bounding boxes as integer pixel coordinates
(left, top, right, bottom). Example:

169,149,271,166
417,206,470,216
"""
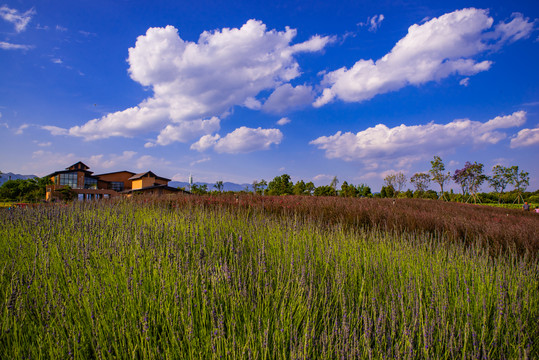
195,156,535,205
1,158,536,204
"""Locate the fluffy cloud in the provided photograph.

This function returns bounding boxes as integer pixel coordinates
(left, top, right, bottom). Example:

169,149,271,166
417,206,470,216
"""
510,126,539,148
146,117,220,147
493,12,535,44
315,8,534,107
262,84,315,113
277,117,291,126
0,41,33,50
191,127,283,154
0,5,35,32
190,134,221,152
59,20,331,144
310,111,526,163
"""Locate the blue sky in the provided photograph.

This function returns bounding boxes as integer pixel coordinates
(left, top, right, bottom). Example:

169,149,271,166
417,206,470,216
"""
1,0,538,191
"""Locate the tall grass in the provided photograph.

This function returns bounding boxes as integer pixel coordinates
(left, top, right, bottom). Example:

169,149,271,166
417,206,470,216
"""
1,197,538,359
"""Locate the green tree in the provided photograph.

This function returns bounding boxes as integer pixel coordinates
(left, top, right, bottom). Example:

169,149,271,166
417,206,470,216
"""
267,174,293,196
292,180,307,195
252,179,267,195
214,181,224,192
467,162,487,204
314,185,336,196
380,186,394,198
191,184,208,195
305,181,315,196
340,181,358,197
452,165,470,198
429,156,451,200
383,174,396,194
488,165,512,203
252,180,260,194
410,173,430,193
508,166,529,204
356,183,372,197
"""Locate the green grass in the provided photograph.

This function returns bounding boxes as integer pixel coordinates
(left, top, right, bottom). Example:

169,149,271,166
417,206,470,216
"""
482,202,539,210
1,198,538,359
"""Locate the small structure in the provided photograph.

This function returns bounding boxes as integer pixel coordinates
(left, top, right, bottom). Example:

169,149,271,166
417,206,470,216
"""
122,171,187,196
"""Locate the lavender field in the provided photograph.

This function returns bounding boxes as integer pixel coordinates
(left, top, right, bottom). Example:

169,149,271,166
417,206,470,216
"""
1,196,538,359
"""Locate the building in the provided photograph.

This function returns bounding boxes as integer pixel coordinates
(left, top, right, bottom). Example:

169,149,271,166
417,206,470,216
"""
45,162,186,201
122,171,185,196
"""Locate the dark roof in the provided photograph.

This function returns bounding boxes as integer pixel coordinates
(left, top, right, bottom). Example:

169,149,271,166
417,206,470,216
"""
66,161,90,171
94,170,136,177
128,171,171,182
46,169,95,178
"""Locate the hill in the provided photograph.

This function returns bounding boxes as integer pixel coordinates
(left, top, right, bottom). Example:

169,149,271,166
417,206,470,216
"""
0,172,37,186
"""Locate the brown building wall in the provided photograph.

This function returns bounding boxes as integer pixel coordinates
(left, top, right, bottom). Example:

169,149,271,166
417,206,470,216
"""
77,171,85,189
154,178,168,186
97,171,134,190
97,179,111,189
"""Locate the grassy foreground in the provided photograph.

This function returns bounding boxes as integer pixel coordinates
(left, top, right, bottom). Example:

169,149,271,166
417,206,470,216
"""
0,197,538,359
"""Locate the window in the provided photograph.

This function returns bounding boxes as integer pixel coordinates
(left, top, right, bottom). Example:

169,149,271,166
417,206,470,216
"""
84,177,97,189
110,182,124,192
58,172,78,188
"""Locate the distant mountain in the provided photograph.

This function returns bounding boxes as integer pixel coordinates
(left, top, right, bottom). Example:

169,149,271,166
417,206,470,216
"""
169,181,253,192
0,172,38,186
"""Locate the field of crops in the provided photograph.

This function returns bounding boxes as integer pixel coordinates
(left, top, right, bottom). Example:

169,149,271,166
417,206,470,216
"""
1,195,538,359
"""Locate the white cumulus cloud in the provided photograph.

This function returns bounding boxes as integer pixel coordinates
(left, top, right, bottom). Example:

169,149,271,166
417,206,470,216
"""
310,111,527,164
315,8,534,107
0,5,35,32
262,84,315,113
57,20,332,145
191,127,283,154
148,117,220,147
510,126,539,148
